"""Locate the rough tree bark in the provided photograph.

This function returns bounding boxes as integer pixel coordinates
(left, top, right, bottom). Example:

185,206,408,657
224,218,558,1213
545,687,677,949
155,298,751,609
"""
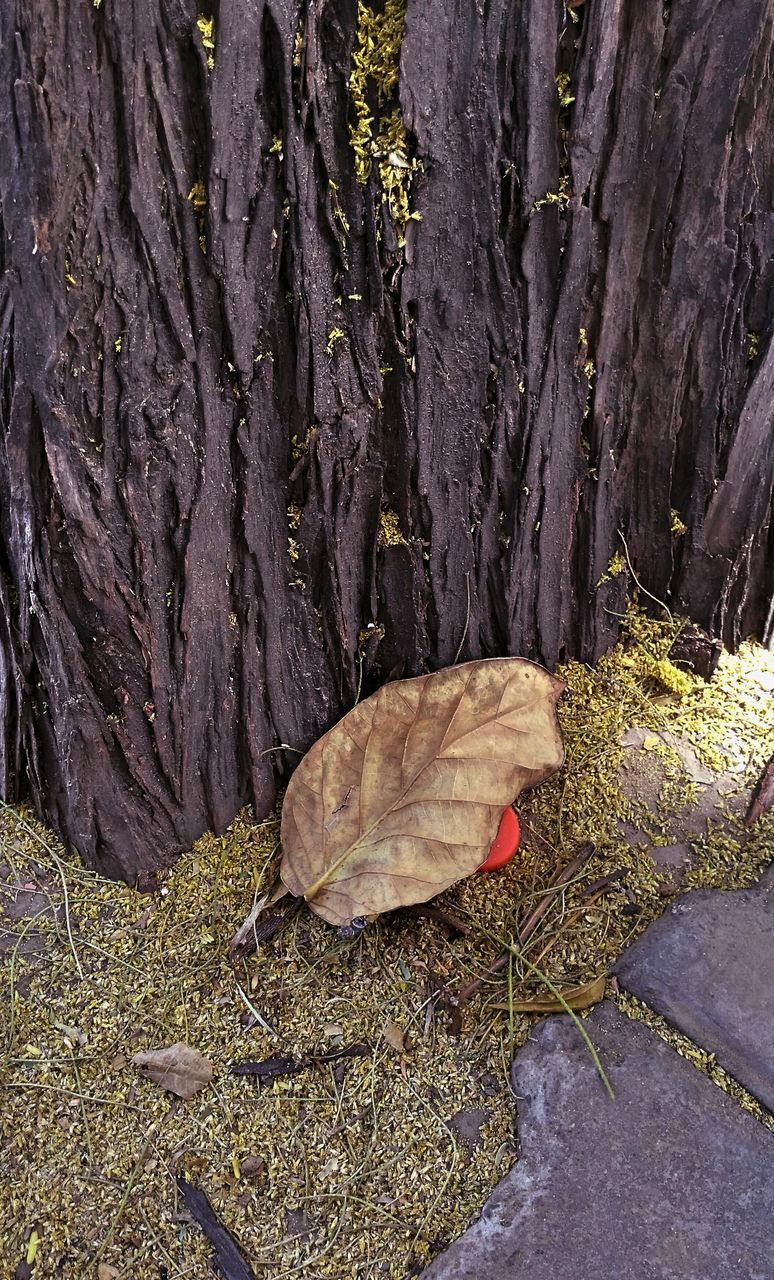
0,0,772,881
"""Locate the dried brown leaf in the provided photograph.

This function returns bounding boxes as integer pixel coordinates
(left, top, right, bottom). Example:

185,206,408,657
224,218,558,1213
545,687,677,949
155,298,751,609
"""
492,974,606,1013
382,1021,406,1053
281,659,564,924
132,1042,213,1099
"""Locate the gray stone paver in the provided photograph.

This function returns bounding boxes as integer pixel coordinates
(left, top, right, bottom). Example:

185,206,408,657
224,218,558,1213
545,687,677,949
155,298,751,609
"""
615,867,774,1110
421,1003,773,1280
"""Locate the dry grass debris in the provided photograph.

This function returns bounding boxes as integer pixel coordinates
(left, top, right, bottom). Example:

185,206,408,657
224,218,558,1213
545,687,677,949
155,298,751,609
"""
1,610,772,1278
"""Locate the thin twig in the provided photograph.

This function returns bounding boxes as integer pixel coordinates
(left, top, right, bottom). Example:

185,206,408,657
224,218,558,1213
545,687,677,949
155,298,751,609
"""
0,799,83,978
453,571,471,664
458,842,595,1002
527,886,608,971
177,1175,257,1280
93,1124,158,1262
234,983,278,1036
401,904,472,935
618,529,672,620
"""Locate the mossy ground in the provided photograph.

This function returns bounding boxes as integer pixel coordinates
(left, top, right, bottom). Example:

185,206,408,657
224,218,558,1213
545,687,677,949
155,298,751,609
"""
1,611,772,1278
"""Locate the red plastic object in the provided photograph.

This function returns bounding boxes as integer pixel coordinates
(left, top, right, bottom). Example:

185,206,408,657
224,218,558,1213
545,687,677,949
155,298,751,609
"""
478,806,521,873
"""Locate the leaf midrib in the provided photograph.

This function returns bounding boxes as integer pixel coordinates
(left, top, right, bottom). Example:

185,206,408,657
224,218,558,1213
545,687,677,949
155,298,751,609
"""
304,672,543,902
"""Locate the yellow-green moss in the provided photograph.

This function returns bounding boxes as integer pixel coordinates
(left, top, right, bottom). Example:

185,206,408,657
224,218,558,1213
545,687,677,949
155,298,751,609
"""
596,551,627,588
196,15,215,70
349,0,421,242
325,326,346,356
378,508,407,547
670,509,687,536
556,72,575,107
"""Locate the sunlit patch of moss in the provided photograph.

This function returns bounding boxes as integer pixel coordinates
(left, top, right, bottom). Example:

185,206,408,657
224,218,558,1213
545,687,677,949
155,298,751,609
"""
290,425,317,462
596,551,627,588
187,182,207,210
532,174,570,213
378,507,407,547
349,0,421,243
325,326,346,356
670,508,687,536
196,15,215,70
556,72,575,107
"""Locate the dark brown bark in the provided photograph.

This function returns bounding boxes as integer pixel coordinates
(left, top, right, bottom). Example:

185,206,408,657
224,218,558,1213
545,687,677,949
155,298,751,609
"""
0,0,772,880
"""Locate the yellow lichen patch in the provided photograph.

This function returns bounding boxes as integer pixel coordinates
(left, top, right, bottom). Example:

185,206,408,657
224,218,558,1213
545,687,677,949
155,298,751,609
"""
349,0,421,242
290,425,317,462
293,19,305,69
196,14,215,70
1,613,772,1277
187,181,207,210
532,174,570,213
378,507,407,547
670,508,687,536
596,551,627,588
325,326,346,356
556,72,575,107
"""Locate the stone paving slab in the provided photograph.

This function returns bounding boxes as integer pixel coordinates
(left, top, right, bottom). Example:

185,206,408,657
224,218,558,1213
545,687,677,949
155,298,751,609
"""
421,1003,773,1279
615,866,774,1110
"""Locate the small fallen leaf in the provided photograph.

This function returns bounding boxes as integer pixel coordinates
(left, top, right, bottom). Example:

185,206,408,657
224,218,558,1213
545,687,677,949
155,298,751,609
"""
239,1156,266,1182
132,1042,214,1099
98,1266,120,1280
281,658,564,925
492,974,606,1013
382,1021,406,1053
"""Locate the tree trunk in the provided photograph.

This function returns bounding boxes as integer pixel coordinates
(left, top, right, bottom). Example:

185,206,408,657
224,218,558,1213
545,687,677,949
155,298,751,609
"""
1,0,772,881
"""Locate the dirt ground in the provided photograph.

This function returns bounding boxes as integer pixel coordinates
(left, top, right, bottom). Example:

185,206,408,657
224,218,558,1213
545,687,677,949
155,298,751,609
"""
2,610,772,1280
